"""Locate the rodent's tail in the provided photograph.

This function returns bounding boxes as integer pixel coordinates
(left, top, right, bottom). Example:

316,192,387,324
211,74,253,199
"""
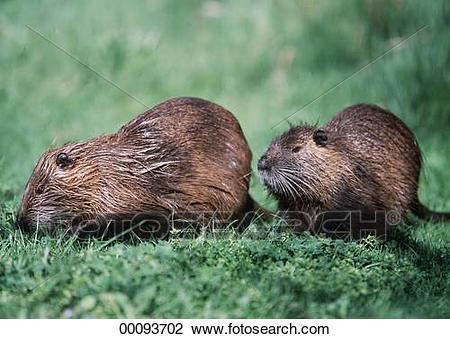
413,202,450,222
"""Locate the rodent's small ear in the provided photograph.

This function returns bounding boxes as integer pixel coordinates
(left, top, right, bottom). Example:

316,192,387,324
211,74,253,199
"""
56,152,74,169
313,129,328,146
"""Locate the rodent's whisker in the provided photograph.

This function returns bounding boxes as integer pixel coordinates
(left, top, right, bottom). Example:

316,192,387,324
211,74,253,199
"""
279,169,314,200
279,171,311,202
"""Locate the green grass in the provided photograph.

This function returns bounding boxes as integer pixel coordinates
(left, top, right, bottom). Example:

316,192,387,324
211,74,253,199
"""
0,0,449,318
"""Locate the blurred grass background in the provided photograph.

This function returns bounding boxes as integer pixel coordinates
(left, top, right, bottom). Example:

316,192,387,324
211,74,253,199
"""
0,0,449,318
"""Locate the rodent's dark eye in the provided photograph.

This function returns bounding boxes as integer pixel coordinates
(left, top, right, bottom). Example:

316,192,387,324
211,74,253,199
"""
292,146,302,153
56,152,73,168
313,129,328,146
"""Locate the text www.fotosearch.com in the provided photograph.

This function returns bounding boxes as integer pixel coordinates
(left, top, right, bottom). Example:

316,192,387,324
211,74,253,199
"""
191,322,330,335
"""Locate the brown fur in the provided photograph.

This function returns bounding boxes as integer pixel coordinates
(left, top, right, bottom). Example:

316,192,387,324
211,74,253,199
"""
17,97,259,238
258,104,449,239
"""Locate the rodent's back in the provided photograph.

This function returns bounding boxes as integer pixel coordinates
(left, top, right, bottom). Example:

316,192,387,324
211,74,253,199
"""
325,104,421,212
119,97,252,217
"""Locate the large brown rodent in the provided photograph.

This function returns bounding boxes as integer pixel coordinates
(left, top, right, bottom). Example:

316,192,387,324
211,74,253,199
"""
258,104,449,239
16,97,262,238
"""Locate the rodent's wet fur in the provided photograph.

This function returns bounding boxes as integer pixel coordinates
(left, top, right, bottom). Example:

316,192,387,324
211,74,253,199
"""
258,104,449,239
17,97,263,238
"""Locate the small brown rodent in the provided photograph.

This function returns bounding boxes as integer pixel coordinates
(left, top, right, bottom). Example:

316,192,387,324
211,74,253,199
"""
258,104,449,239
16,97,261,238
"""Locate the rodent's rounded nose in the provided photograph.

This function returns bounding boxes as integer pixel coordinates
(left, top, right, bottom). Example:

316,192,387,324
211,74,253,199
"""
257,155,270,172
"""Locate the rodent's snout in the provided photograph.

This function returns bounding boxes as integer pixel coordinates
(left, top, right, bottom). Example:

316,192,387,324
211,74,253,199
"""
257,152,279,175
257,148,281,174
257,154,270,172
